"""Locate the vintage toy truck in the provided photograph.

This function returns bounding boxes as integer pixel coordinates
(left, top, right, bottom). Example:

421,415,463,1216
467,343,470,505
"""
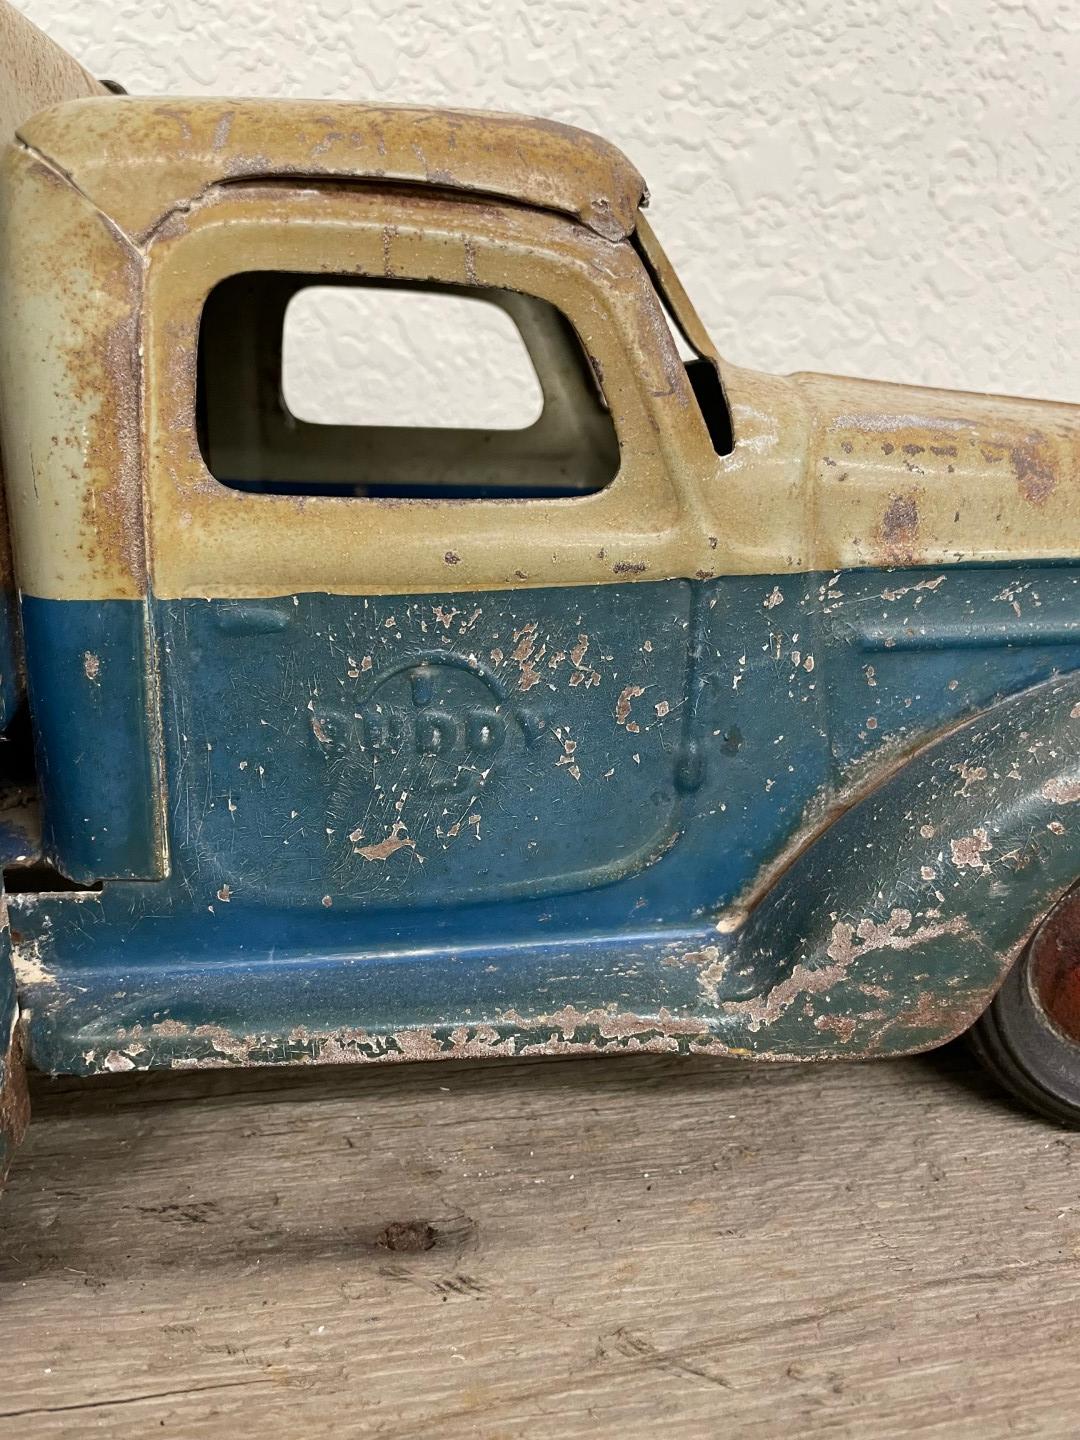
1,2,1078,1179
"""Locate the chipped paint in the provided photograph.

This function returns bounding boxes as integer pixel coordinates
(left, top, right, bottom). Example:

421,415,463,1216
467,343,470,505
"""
1042,778,1080,806
90,1010,747,1072
950,829,993,870
824,910,970,967
356,822,417,862
877,491,920,563
1,19,1080,1112
615,685,644,726
12,938,58,989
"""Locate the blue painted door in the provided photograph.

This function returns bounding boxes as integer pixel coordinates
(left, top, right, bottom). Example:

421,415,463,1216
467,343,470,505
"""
156,581,699,914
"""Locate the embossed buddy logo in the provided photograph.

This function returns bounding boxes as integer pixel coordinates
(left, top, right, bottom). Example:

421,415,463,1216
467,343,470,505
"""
310,654,544,794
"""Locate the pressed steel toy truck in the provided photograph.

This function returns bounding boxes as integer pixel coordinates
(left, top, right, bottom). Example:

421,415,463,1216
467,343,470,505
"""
1,3,1079,1179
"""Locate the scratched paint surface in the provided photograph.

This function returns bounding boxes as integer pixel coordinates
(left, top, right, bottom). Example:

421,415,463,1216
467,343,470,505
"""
157,584,694,910
12,563,1080,1073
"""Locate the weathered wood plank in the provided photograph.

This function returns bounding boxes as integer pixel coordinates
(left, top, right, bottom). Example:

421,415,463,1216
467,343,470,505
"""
1,1049,1078,1437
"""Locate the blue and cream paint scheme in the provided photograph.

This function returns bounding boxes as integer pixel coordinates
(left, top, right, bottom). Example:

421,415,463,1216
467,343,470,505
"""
0,98,1078,1093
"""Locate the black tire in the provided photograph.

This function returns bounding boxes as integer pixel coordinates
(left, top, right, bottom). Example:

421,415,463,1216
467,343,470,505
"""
969,888,1080,1127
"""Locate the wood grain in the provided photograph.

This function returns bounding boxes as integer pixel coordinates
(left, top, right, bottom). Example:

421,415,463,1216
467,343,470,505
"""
1,1047,1078,1437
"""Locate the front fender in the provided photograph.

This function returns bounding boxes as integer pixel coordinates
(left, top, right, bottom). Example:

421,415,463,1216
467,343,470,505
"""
716,669,1080,1057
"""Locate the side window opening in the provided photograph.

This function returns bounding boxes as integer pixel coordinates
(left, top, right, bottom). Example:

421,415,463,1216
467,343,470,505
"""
282,286,545,429
196,273,620,500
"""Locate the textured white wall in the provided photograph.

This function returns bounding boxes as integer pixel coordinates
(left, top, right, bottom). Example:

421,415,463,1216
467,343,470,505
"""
14,0,1080,415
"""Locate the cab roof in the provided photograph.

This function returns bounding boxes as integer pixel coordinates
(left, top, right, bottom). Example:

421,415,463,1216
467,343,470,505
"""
16,96,649,243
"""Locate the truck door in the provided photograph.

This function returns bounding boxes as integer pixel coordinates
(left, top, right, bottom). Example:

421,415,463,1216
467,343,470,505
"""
144,185,708,916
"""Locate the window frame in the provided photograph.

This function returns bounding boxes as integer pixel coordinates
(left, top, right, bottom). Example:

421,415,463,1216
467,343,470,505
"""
144,182,707,600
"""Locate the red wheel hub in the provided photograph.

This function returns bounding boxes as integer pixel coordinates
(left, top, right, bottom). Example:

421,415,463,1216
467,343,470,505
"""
1030,889,1080,1046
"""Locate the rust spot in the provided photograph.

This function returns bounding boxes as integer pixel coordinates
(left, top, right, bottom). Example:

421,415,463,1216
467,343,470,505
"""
881,498,921,552
612,561,647,576
1011,436,1057,506
444,551,461,565
813,1014,857,1042
868,983,994,1048
1029,887,1080,1045
671,946,729,1004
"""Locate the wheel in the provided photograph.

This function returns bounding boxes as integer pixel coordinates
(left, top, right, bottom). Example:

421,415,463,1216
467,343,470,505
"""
970,886,1080,1125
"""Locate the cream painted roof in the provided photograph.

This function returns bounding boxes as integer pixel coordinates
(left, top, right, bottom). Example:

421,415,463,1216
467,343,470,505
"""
16,96,648,243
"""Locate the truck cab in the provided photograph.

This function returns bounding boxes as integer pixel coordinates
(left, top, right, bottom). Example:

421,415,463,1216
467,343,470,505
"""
1,22,1079,1168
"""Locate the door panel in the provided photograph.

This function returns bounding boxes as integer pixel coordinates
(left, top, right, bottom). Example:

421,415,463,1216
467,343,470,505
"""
157,581,696,910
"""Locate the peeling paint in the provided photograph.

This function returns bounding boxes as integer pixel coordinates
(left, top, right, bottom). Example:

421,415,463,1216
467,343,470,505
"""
718,910,972,1031
2,60,1079,1108
1042,778,1080,805
615,684,644,726
12,941,58,989
950,829,993,870
356,821,416,862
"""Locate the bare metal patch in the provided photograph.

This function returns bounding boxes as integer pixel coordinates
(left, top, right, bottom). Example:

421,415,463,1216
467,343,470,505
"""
356,822,417,862
720,909,970,1032
1042,777,1080,805
950,828,993,869
615,684,644,726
